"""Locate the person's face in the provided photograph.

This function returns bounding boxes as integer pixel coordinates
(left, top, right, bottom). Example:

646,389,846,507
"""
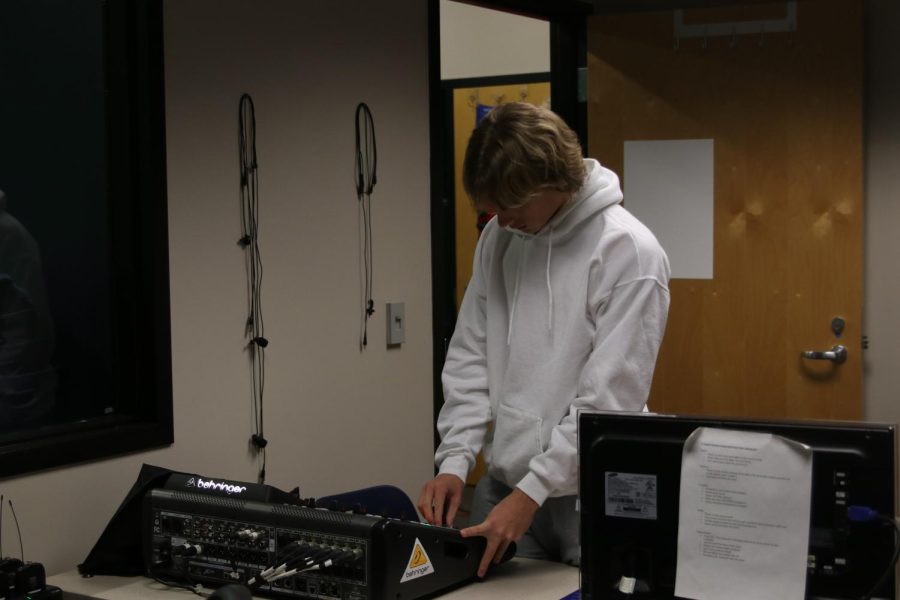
482,190,571,235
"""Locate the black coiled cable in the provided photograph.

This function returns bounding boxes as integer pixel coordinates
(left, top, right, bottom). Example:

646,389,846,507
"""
239,93,267,483
355,102,376,350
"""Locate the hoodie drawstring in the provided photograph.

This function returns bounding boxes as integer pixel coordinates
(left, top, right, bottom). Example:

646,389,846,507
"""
507,232,555,344
546,226,553,332
507,242,526,346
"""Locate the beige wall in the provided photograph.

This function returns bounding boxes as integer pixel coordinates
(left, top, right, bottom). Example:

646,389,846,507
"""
0,0,433,575
440,0,549,80
863,0,900,426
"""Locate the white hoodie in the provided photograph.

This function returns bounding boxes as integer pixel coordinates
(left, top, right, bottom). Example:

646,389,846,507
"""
435,159,670,506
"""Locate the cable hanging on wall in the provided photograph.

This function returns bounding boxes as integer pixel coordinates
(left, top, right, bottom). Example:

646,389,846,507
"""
355,102,377,350
238,93,268,483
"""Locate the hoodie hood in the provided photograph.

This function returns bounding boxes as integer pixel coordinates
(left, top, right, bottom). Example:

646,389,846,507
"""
503,158,623,339
535,158,623,242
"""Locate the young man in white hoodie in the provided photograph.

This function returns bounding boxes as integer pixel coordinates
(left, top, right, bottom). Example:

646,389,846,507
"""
418,103,671,577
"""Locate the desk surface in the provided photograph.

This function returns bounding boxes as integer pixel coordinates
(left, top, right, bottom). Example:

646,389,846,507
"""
49,558,579,600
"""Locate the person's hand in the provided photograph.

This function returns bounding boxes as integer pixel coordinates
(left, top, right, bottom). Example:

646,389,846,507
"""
460,487,538,577
418,474,465,527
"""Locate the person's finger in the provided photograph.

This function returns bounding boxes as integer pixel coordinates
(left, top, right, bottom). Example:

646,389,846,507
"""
444,488,461,527
417,485,434,524
478,537,500,578
493,539,511,564
459,522,486,538
432,486,447,527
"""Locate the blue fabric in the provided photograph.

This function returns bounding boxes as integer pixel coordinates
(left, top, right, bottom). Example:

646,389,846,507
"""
476,103,494,124
315,485,418,520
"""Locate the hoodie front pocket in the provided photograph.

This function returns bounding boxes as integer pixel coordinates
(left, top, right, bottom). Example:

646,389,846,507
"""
491,402,543,484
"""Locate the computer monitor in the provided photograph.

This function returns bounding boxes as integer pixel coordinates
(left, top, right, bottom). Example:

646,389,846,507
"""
579,412,897,600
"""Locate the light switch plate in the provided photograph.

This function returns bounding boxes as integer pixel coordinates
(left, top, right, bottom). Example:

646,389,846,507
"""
387,302,405,346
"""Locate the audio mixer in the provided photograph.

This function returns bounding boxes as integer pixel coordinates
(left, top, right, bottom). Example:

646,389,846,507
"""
144,476,488,600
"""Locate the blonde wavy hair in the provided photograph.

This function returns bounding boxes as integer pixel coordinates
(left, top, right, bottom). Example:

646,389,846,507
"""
462,102,585,211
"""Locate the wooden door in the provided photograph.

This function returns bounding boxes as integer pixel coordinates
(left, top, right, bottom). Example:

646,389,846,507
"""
587,1,863,419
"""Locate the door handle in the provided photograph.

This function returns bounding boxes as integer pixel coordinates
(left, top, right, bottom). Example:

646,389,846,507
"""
801,345,847,364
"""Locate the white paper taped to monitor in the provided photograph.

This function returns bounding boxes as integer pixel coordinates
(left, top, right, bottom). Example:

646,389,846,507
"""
674,426,813,600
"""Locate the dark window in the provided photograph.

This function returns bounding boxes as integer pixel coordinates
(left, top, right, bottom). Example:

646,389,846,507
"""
0,0,171,476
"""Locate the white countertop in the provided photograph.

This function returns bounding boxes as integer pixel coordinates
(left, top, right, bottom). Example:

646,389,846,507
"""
49,558,579,600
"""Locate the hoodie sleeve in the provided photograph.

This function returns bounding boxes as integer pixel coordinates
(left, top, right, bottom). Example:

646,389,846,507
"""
434,230,494,483
517,226,671,506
